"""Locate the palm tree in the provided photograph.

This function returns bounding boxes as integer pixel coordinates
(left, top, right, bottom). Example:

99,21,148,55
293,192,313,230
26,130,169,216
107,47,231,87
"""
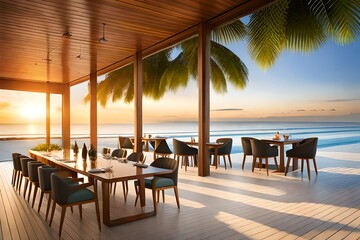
86,0,359,105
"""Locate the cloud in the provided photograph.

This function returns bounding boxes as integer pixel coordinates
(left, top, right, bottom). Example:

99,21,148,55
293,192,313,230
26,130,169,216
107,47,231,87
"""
323,98,360,102
298,108,336,112
211,108,244,112
0,102,11,110
330,108,336,111
297,109,306,112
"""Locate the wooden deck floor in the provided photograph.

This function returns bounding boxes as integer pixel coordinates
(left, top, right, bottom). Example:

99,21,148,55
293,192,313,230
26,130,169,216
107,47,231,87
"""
1,150,360,240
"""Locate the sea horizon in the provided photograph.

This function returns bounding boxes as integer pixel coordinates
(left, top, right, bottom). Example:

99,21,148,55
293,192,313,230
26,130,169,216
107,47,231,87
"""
1,121,359,161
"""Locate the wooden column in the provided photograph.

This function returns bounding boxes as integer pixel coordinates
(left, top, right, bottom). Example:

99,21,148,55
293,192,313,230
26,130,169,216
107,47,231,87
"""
198,22,211,176
134,51,143,152
46,91,50,145
90,71,97,149
62,84,71,155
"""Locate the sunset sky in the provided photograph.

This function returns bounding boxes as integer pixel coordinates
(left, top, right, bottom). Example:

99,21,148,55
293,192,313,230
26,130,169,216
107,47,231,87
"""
0,37,359,124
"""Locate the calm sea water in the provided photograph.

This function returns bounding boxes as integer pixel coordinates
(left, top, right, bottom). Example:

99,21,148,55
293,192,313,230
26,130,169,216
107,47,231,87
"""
1,121,360,161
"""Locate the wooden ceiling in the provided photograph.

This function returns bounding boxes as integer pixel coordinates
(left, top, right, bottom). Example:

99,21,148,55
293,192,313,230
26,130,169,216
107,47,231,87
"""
0,0,273,86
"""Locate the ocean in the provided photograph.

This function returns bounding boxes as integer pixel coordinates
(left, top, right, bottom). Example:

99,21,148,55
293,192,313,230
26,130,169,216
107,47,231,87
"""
1,121,360,161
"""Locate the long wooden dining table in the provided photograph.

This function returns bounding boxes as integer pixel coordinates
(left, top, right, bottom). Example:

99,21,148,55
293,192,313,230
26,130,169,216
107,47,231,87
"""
29,150,172,227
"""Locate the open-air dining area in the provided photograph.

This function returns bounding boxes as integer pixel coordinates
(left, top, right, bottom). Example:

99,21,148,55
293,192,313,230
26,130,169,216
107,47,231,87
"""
1,0,360,239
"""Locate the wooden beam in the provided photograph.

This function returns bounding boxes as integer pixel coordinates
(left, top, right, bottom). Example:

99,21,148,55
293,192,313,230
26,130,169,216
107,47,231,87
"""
198,22,211,177
90,72,97,149
0,78,63,94
62,84,71,157
133,52,143,152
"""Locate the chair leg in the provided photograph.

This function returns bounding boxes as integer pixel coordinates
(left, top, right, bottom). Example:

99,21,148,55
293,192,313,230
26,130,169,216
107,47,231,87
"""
23,178,29,198
49,200,56,226
95,199,101,231
274,157,279,171
46,193,52,221
252,156,256,172
306,159,311,180
134,183,139,206
265,158,269,176
38,191,44,213
11,169,16,186
184,157,188,172
78,205,82,219
59,206,67,237
313,158,318,175
162,190,165,203
242,155,246,170
174,186,180,209
16,173,22,192
228,154,232,168
223,156,227,169
27,182,32,202
157,190,160,203
285,157,291,176
122,181,127,201
32,184,38,208
301,159,304,172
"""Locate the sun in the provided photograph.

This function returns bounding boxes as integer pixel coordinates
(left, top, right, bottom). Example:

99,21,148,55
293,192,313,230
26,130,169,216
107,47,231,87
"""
20,103,46,121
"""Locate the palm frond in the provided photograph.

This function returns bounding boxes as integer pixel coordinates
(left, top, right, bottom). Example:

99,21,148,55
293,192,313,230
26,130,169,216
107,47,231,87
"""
210,59,227,93
308,0,360,45
212,20,247,44
247,0,289,70
211,41,248,90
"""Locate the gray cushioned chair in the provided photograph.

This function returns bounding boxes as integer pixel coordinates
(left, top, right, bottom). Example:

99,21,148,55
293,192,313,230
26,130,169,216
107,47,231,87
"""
154,139,172,160
28,161,45,207
209,138,233,169
11,153,22,188
111,148,127,158
250,138,279,176
241,137,256,170
134,157,180,213
38,166,59,220
49,172,101,237
173,138,198,171
285,137,318,180
19,157,37,197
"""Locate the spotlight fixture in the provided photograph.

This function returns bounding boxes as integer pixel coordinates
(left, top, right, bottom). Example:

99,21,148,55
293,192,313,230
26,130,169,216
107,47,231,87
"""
98,23,108,43
63,26,72,38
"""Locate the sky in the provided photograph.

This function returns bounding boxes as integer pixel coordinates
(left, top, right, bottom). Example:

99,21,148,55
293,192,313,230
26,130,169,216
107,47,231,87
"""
0,33,359,125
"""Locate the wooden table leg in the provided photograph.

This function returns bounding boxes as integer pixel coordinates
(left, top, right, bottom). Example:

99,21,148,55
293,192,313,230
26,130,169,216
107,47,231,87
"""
138,177,146,212
102,182,111,226
279,143,285,172
214,146,218,169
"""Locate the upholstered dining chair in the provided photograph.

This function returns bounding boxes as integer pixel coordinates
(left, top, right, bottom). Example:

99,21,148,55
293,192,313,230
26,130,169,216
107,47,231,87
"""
241,137,256,170
285,137,318,180
27,161,45,207
122,137,134,150
209,138,233,169
49,172,101,237
134,157,180,214
38,166,59,220
19,157,37,197
111,148,127,158
173,138,198,172
154,139,172,160
11,153,22,187
112,152,144,199
250,138,279,176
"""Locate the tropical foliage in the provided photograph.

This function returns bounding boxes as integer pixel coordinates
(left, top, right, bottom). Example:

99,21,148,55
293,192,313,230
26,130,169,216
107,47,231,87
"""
31,143,62,151
85,0,359,106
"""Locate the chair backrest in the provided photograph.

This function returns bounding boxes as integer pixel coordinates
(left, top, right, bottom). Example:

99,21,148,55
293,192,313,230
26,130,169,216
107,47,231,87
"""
173,138,197,155
20,157,37,176
250,138,278,158
288,137,318,158
111,148,127,158
127,152,144,162
51,172,78,205
150,157,179,185
241,137,255,155
118,136,126,148
122,137,134,149
12,153,22,171
28,162,45,182
216,138,233,154
155,140,172,154
38,166,59,191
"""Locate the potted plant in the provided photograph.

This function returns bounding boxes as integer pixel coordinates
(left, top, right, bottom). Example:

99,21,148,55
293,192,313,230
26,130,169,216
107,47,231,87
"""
82,143,87,161
88,144,97,161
